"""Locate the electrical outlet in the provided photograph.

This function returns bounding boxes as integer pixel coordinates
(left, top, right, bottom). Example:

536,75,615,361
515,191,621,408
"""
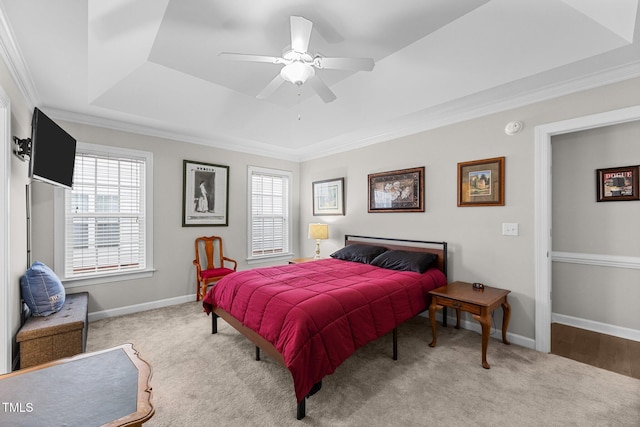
502,223,519,236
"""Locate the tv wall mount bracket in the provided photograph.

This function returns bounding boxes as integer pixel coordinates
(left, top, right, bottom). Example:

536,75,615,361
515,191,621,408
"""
13,136,31,161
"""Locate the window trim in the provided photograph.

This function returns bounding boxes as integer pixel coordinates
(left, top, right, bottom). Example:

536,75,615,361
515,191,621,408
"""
246,165,293,264
54,142,154,287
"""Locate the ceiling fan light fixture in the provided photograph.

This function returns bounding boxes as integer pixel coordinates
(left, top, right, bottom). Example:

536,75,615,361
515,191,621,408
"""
280,61,315,85
221,16,372,103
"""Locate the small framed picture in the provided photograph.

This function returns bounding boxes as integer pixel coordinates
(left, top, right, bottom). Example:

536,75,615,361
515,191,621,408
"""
368,167,424,213
457,157,505,207
182,160,229,226
313,178,345,216
596,165,639,202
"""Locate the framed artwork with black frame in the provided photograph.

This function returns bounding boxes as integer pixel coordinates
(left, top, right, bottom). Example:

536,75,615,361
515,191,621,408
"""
182,160,229,226
368,167,424,213
596,165,639,202
457,157,505,207
313,177,345,216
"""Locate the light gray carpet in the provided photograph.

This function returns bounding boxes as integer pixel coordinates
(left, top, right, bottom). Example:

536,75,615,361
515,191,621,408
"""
86,302,640,426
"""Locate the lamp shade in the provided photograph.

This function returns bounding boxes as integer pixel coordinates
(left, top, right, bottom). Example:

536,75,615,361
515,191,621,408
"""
308,223,328,240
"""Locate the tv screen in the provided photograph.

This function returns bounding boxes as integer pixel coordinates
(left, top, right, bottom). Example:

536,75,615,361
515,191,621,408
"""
29,108,77,189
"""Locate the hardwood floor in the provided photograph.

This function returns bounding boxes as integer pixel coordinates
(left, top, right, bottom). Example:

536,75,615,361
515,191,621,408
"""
551,323,640,380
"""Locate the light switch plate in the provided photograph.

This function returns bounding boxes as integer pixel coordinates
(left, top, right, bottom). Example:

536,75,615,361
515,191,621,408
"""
502,223,519,236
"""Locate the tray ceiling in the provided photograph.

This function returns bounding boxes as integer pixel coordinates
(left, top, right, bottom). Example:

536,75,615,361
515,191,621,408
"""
1,0,638,160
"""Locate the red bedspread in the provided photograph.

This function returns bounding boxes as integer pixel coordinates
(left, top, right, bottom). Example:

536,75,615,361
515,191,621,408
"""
202,258,447,402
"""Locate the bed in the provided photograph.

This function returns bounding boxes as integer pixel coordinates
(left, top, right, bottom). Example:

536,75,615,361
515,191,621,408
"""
202,235,448,419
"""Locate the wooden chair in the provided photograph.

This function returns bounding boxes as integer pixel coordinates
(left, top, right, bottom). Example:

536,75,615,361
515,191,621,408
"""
193,236,237,301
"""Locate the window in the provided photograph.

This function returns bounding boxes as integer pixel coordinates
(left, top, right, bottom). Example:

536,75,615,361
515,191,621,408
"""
248,166,292,261
55,142,153,285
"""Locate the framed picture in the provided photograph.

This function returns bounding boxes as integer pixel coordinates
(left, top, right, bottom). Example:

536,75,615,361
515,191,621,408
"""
313,177,345,216
182,160,229,226
457,157,505,207
596,165,639,202
368,167,424,213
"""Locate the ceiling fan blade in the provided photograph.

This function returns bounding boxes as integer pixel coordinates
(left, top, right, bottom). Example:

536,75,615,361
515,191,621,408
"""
309,76,336,103
313,57,375,71
256,74,286,99
219,52,285,64
290,16,313,53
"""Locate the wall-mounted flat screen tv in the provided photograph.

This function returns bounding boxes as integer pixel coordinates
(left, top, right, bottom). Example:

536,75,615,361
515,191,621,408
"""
29,107,76,189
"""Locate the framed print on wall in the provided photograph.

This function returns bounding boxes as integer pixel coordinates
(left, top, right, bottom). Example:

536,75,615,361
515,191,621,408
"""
596,165,639,202
182,160,229,226
368,167,424,213
313,177,345,216
457,157,505,207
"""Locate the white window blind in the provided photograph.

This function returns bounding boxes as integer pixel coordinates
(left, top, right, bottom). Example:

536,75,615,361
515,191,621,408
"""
63,149,146,278
249,167,292,259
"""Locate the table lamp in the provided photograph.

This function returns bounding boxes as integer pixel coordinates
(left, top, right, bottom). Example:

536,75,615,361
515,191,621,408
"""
308,223,329,259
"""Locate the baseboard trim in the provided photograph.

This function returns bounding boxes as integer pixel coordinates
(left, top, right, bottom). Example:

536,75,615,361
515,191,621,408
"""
88,298,537,349
420,311,535,350
88,294,196,322
552,313,640,342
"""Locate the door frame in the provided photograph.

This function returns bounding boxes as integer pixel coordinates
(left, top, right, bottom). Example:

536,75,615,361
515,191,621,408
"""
534,105,640,352
0,85,10,373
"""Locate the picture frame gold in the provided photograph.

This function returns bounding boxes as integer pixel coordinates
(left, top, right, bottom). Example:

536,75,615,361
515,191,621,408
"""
457,157,505,207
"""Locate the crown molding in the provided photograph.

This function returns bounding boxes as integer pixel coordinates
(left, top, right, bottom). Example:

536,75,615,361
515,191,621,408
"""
1,0,638,164
43,58,640,163
298,60,640,161
45,107,302,163
0,2,38,109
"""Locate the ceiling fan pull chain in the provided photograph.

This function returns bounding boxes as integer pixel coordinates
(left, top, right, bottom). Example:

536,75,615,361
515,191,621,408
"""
297,87,302,120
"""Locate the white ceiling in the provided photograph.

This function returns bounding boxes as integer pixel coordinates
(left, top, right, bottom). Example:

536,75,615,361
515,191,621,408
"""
1,0,639,161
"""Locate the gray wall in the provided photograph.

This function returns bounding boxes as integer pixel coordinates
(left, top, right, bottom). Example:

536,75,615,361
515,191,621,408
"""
3,46,639,350
29,123,301,314
551,122,640,330
299,77,640,341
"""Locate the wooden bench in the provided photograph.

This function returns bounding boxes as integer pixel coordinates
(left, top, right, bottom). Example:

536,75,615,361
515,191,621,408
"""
16,292,88,369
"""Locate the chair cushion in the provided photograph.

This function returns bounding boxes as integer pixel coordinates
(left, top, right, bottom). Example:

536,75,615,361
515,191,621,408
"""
201,267,235,279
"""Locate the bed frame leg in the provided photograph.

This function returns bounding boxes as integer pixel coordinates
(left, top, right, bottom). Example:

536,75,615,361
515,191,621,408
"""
211,313,218,334
392,328,398,360
297,398,306,420
296,380,322,420
255,346,260,361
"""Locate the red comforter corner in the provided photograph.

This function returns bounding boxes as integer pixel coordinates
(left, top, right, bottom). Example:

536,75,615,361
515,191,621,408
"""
202,258,446,402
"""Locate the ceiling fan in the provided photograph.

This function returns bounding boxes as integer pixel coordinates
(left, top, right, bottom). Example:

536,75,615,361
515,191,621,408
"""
219,16,375,103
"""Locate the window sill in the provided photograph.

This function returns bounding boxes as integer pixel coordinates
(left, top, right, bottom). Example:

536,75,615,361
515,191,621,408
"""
246,253,294,265
61,268,156,288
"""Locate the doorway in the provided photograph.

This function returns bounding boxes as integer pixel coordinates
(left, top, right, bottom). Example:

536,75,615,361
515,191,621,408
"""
534,105,640,353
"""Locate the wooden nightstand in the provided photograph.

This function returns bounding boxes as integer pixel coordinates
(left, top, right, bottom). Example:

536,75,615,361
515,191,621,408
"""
288,257,316,264
428,281,511,369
